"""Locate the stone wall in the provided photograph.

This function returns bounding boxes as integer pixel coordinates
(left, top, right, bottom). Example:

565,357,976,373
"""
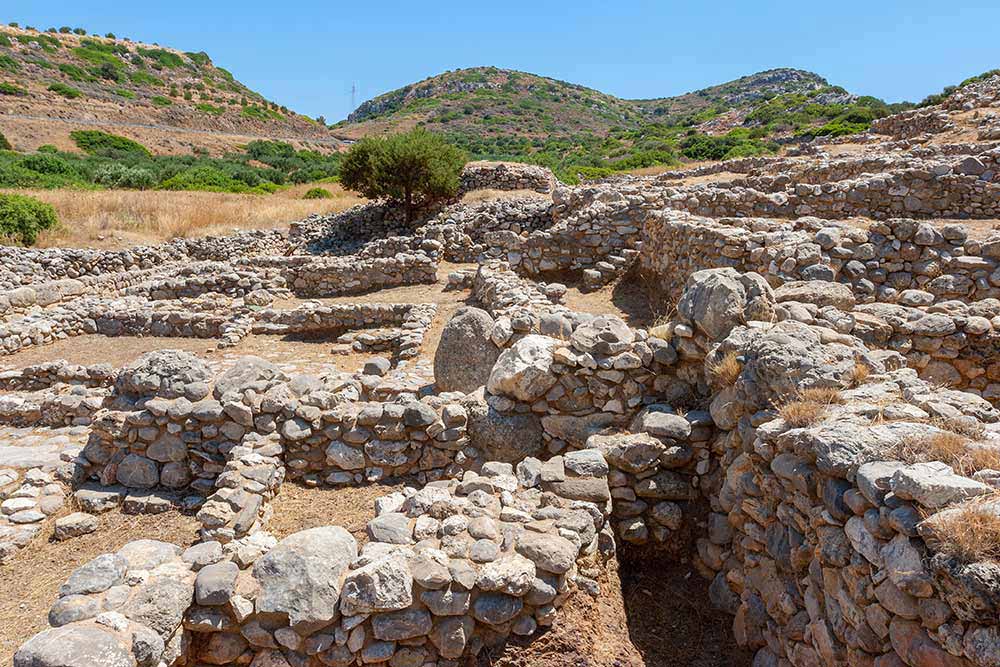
871,108,956,138
253,251,439,297
459,161,557,194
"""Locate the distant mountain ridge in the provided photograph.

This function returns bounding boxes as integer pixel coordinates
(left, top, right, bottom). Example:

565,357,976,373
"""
334,66,899,181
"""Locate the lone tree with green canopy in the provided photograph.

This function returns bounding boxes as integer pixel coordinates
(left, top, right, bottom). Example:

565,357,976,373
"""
339,128,467,223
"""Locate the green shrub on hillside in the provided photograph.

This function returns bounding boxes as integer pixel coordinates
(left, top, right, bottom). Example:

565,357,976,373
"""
0,193,59,244
20,153,76,175
58,63,93,81
72,40,127,71
130,70,164,87
93,163,155,189
16,34,61,53
70,130,151,158
679,129,775,161
151,95,172,107
137,47,184,68
0,33,11,48
195,102,225,115
186,51,211,67
241,105,284,121
302,187,332,199
114,88,136,99
0,82,27,96
0,131,10,151
0,54,19,72
159,165,271,194
37,145,58,153
48,82,82,98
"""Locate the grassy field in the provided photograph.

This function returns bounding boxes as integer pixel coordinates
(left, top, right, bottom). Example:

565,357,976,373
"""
5,183,364,249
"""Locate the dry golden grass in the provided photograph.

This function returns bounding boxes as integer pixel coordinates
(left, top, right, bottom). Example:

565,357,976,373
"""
895,429,1000,477
708,351,742,388
846,362,871,387
7,184,364,249
778,387,843,427
924,494,1000,563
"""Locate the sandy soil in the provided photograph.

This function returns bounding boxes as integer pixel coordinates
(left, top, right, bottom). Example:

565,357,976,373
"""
0,508,200,665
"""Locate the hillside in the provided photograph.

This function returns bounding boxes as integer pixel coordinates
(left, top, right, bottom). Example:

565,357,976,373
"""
334,66,909,180
0,25,339,155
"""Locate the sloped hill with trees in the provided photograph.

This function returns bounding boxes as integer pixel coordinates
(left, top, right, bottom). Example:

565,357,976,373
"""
0,24,337,154
334,66,912,181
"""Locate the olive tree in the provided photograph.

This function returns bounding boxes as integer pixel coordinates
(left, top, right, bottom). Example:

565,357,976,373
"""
339,128,466,222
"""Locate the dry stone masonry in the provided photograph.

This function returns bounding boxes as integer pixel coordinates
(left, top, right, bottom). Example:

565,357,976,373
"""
7,89,1000,667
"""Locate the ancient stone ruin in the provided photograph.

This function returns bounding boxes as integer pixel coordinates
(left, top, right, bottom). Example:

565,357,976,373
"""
4,80,1000,667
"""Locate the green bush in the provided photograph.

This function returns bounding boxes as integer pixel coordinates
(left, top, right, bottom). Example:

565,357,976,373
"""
241,105,283,121
0,33,11,47
20,153,75,175
130,70,163,87
0,54,19,72
137,47,184,68
0,82,27,96
302,187,333,199
186,51,211,67
0,193,59,244
159,165,265,193
37,145,58,153
70,130,151,158
195,102,225,115
58,63,93,81
92,163,155,189
0,131,10,151
48,82,82,98
340,128,466,222
151,95,172,107
114,88,136,99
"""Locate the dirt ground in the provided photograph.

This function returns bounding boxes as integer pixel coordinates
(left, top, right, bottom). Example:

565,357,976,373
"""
267,482,404,543
619,554,753,667
561,276,658,329
0,508,200,665
480,557,644,667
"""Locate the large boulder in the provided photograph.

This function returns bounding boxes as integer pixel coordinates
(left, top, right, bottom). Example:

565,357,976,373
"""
115,350,212,400
677,268,775,341
725,320,863,408
462,390,543,462
14,624,132,667
213,356,288,401
120,567,196,639
434,307,501,393
570,315,634,355
486,335,558,402
774,280,856,310
340,552,414,616
253,527,358,627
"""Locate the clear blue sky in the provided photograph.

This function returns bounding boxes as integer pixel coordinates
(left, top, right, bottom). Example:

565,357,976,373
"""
6,0,1000,122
